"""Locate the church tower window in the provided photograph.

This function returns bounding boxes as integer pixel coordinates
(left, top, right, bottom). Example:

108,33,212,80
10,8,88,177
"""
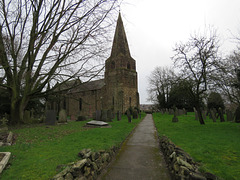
111,61,115,69
127,63,130,69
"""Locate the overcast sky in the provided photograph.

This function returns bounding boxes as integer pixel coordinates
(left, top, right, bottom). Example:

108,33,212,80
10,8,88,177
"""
118,0,240,104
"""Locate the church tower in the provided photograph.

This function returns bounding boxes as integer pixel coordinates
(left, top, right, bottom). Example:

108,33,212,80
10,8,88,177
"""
104,13,139,113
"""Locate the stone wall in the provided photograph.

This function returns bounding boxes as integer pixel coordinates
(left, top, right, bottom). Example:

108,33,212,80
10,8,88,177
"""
160,136,218,180
53,147,118,180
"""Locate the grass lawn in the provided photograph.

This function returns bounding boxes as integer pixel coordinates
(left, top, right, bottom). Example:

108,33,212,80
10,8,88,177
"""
0,114,145,180
153,112,240,180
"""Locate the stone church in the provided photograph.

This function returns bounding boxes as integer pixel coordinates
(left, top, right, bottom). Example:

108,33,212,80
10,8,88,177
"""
49,13,139,119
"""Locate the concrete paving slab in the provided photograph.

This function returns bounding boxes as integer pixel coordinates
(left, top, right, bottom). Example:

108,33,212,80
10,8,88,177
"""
101,114,171,180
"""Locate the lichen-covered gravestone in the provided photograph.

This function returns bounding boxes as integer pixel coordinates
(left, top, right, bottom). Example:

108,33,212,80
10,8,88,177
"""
58,109,67,123
45,110,56,125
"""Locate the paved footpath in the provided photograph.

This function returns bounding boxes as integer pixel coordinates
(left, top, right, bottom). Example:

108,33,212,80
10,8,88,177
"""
101,114,171,180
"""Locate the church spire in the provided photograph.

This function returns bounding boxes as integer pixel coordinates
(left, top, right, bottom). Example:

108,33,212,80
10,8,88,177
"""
110,13,131,57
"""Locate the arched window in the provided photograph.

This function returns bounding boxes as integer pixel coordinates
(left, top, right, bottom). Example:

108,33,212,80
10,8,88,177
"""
111,61,115,69
127,62,131,69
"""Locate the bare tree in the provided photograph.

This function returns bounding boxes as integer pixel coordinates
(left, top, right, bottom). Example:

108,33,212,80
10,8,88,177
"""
0,0,118,124
214,49,240,106
147,66,175,110
172,29,220,125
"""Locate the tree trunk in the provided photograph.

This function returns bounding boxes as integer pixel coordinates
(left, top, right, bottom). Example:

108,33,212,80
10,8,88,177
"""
196,106,205,125
10,96,28,124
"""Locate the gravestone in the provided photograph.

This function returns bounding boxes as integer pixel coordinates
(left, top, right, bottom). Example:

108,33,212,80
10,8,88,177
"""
71,115,76,121
107,110,113,122
169,109,174,115
101,110,108,122
234,105,240,123
0,117,8,134
210,109,217,122
58,109,67,123
96,110,101,121
193,108,198,120
172,108,179,122
117,111,121,121
127,110,131,123
133,110,138,119
226,110,234,122
45,110,56,125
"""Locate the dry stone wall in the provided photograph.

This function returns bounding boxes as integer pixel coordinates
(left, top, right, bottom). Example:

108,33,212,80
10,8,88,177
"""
53,147,118,180
160,136,218,180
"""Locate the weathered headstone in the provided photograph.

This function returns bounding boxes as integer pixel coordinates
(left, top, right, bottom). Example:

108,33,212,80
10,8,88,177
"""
117,111,121,121
234,105,240,123
193,107,198,121
172,108,179,122
58,109,67,123
127,110,131,123
169,109,174,115
71,115,76,121
133,110,138,119
96,110,101,121
45,110,56,125
226,110,234,122
107,110,113,122
0,117,8,134
101,110,108,122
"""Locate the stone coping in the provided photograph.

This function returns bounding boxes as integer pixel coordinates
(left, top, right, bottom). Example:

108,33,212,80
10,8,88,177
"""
0,152,11,174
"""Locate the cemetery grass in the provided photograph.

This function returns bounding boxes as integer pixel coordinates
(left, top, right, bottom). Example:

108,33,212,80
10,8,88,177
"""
0,114,145,180
153,112,240,180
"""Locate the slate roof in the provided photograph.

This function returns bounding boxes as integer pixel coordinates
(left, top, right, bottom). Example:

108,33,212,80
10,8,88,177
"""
69,79,105,93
